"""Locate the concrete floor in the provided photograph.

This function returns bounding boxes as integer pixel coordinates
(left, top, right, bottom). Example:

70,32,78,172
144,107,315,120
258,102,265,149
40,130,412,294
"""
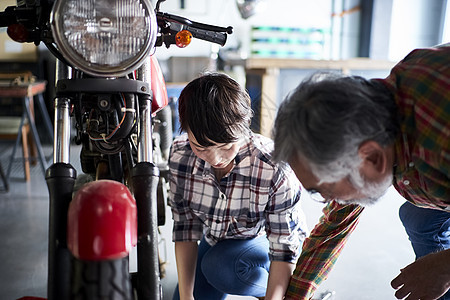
0,141,414,300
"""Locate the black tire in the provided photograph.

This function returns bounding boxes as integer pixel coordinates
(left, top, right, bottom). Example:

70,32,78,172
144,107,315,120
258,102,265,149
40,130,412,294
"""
71,256,133,300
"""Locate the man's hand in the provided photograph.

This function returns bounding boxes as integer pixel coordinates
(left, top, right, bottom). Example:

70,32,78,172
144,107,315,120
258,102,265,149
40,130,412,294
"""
391,250,450,299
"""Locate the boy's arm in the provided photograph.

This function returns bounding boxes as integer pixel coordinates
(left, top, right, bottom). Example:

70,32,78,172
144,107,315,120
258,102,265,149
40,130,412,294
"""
264,164,307,298
174,241,198,300
265,261,296,300
285,202,364,300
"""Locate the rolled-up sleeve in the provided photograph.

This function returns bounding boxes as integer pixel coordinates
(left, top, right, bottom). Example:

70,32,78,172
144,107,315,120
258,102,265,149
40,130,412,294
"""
285,202,364,299
265,167,307,263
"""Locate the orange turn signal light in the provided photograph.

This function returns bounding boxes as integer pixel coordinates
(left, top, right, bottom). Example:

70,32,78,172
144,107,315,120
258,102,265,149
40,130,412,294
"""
175,30,192,48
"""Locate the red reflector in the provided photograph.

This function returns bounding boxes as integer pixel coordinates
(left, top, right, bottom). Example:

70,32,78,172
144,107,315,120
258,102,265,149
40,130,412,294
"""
175,30,192,48
7,23,28,43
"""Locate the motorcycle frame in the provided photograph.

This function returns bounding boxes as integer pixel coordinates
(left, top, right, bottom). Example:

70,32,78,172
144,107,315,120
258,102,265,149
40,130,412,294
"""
46,58,162,299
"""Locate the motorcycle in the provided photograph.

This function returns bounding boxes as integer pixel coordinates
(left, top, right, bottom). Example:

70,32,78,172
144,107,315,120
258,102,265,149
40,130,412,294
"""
0,0,232,299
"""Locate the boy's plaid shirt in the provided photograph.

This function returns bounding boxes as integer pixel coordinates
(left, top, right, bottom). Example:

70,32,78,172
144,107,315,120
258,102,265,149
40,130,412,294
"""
169,133,307,263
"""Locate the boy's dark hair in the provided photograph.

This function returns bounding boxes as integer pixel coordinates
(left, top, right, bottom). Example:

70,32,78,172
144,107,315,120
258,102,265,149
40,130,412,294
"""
178,72,253,147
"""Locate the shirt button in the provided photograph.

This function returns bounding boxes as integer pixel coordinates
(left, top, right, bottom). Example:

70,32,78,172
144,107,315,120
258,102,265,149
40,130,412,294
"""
403,180,410,185
215,220,220,224
408,162,415,167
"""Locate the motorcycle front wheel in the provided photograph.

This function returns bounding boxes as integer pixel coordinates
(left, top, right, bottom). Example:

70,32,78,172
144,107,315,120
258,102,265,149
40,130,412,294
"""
71,256,133,300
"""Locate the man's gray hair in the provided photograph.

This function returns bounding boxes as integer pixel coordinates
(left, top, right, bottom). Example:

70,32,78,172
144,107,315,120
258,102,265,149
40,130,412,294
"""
272,72,398,183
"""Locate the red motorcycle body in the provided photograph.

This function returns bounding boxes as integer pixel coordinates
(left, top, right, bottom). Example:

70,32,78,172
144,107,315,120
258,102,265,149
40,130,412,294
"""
150,55,169,115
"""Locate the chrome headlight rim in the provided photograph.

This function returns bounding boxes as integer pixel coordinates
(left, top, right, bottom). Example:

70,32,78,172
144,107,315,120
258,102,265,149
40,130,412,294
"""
50,0,158,77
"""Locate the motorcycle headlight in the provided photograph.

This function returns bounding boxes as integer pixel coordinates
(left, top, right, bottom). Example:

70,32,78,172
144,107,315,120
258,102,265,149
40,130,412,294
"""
51,0,157,77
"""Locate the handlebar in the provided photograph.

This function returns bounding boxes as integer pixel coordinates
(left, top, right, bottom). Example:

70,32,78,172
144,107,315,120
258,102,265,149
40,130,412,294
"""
156,12,233,48
157,12,233,34
0,7,17,27
0,6,36,27
0,3,233,50
185,25,228,46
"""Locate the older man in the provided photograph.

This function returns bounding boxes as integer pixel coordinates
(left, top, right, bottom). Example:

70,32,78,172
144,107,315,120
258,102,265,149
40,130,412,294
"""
272,44,450,300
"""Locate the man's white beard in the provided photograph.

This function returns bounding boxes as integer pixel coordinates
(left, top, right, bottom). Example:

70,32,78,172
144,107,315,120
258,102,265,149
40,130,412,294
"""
336,171,393,207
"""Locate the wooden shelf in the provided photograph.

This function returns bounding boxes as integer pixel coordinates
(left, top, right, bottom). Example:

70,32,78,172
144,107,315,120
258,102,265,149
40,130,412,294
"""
246,57,396,73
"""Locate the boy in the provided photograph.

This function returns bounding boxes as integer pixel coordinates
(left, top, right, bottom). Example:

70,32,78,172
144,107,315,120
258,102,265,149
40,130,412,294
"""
169,73,307,300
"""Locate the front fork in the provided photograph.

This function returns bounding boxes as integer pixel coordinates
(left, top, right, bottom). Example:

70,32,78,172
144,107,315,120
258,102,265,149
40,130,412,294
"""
132,61,161,299
45,59,161,300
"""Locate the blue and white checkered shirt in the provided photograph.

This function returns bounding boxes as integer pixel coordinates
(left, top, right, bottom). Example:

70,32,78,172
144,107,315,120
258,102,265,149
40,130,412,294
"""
168,133,307,262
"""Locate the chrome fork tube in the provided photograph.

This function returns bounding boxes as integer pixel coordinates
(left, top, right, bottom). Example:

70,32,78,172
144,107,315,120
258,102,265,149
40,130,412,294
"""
47,60,77,300
53,98,71,163
136,57,153,163
137,99,153,163
53,61,72,164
